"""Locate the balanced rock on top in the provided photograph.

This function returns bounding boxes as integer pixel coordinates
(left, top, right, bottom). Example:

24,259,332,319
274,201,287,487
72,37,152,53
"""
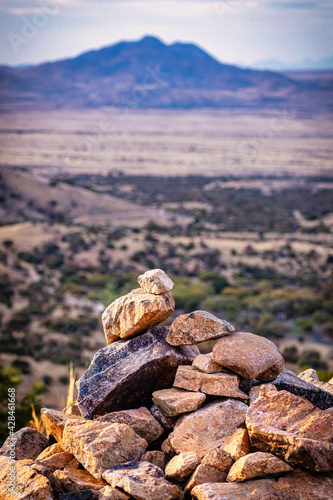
138,268,174,294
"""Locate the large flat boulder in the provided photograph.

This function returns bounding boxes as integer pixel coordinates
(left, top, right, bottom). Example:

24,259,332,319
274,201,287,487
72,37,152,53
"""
62,419,147,481
213,331,285,381
166,399,248,459
77,327,199,418
246,384,333,471
102,288,175,344
166,310,234,346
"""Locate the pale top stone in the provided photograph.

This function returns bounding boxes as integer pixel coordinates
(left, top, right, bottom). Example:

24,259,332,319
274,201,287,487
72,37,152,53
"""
102,288,175,344
138,268,174,294
167,310,235,346
165,452,200,481
192,353,223,373
226,451,293,482
98,485,130,499
213,331,285,381
36,443,64,461
152,387,206,417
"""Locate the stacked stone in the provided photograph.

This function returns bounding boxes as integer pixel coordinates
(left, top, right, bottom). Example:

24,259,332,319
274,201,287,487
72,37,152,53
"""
1,268,333,500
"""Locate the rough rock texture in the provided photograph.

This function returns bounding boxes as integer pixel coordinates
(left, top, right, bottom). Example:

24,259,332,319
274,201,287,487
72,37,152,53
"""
152,387,206,417
166,310,235,346
41,408,81,444
0,456,55,500
173,365,248,399
97,485,130,499
141,451,166,470
191,479,277,500
150,404,178,429
0,427,49,460
77,327,199,418
275,468,333,500
59,492,98,500
102,461,184,500
248,384,264,404
38,451,79,473
96,406,163,443
185,464,227,493
212,331,285,381
266,368,333,410
165,452,200,481
62,419,147,480
52,468,106,493
201,447,234,473
166,399,248,459
138,268,174,294
246,384,333,471
226,451,293,482
192,353,223,373
102,288,175,344
298,368,333,395
37,443,64,460
221,428,251,461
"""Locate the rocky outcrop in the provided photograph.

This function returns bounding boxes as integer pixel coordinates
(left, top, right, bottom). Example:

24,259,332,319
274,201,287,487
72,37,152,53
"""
77,327,199,418
213,331,285,381
246,384,333,471
166,310,234,346
0,427,49,460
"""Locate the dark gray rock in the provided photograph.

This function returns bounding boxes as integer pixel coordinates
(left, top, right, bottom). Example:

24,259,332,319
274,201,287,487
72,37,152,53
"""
253,369,333,410
77,327,199,419
0,427,49,460
59,491,98,500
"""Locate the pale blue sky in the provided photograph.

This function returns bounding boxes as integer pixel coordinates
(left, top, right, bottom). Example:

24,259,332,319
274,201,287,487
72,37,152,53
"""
0,0,332,66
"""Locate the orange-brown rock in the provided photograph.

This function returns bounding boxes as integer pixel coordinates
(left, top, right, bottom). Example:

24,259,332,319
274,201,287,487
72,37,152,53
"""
62,403,82,416
246,384,333,471
221,428,250,461
213,331,285,381
165,452,200,481
41,408,81,445
173,365,248,399
166,399,248,459
201,447,234,473
166,310,234,346
138,268,174,294
0,427,49,460
37,450,79,473
0,456,55,500
152,387,206,417
102,288,175,344
37,443,64,460
103,461,184,500
275,468,333,500
226,451,293,482
52,467,106,493
192,353,223,373
98,485,130,499
62,419,147,480
191,479,277,500
96,406,163,443
185,464,227,493
141,450,166,470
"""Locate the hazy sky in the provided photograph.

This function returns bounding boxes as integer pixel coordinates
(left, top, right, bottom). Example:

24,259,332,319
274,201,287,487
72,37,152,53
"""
0,0,332,67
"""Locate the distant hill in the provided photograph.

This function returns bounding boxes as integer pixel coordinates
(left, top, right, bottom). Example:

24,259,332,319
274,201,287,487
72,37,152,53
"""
0,36,332,112
252,56,333,72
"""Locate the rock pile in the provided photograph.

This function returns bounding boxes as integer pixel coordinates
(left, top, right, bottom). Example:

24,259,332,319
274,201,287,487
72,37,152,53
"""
1,268,332,500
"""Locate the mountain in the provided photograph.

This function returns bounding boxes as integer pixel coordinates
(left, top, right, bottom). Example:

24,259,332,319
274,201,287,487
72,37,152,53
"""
0,36,332,112
252,56,333,72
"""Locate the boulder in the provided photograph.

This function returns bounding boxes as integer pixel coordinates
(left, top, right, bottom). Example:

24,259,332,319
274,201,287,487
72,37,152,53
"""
262,368,333,410
102,288,175,344
246,384,333,471
185,464,227,493
201,447,234,472
152,387,206,417
166,399,248,459
102,461,184,500
213,331,285,381
226,451,293,482
52,468,106,493
0,456,55,500
41,408,81,444
166,310,234,346
0,427,49,460
173,365,248,399
192,353,223,373
62,419,147,481
96,406,163,443
165,452,200,481
191,479,277,500
221,428,251,461
141,450,166,470
275,468,333,500
77,327,199,418
138,268,174,294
